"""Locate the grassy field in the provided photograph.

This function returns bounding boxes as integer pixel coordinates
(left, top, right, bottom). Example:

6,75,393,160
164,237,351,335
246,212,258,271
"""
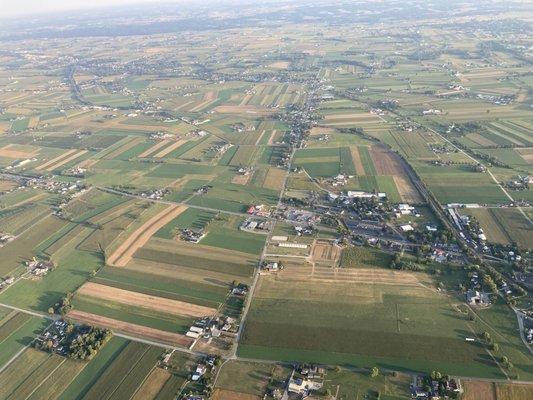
340,246,394,269
239,275,508,378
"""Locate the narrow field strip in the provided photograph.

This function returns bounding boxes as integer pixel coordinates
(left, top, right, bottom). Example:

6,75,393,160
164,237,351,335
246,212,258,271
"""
77,282,217,318
67,310,193,347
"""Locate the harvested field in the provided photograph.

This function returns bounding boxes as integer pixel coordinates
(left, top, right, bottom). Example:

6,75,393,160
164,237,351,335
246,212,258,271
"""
215,105,271,115
311,240,341,265
232,173,251,185
36,149,79,171
516,147,533,164
370,146,404,175
267,130,278,145
138,140,170,157
77,281,217,317
394,175,422,203
262,167,285,190
350,146,365,175
107,204,186,267
153,139,186,158
67,310,193,347
44,149,87,171
131,368,171,400
104,136,144,159
324,112,379,121
0,144,39,159
281,265,421,286
269,61,290,69
0,180,17,192
495,383,533,400
462,381,496,400
212,389,261,400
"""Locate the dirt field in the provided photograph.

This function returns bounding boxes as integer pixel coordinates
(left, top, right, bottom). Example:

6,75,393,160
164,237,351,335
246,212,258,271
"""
67,310,194,347
462,381,497,400
107,204,187,267
262,167,285,190
131,368,171,400
311,240,341,265
153,139,186,158
0,144,39,159
212,389,261,400
77,281,217,317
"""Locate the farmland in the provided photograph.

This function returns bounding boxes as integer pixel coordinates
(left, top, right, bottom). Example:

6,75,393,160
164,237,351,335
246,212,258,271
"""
0,0,532,394
240,274,510,379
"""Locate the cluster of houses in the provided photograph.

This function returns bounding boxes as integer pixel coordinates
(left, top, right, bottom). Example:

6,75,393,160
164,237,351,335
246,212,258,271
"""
237,166,252,176
0,233,14,247
411,374,462,399
35,320,69,355
63,166,87,177
0,276,15,291
327,173,354,187
26,258,54,277
185,314,238,340
240,218,271,233
261,261,284,273
287,364,325,398
247,204,269,217
466,272,490,306
191,355,217,382
179,229,205,243
139,188,168,200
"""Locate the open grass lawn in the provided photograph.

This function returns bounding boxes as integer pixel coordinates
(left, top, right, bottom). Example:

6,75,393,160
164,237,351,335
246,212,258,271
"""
215,360,291,396
239,276,507,378
201,215,266,255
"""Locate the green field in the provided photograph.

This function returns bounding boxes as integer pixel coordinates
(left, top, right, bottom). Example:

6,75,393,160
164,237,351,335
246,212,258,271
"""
240,276,509,379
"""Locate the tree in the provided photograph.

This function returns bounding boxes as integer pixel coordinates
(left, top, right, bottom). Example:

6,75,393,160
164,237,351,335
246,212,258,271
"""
490,343,499,352
47,307,54,315
370,367,379,378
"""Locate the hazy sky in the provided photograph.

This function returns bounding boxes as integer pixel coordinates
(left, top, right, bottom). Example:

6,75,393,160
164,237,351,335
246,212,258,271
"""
0,0,161,18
